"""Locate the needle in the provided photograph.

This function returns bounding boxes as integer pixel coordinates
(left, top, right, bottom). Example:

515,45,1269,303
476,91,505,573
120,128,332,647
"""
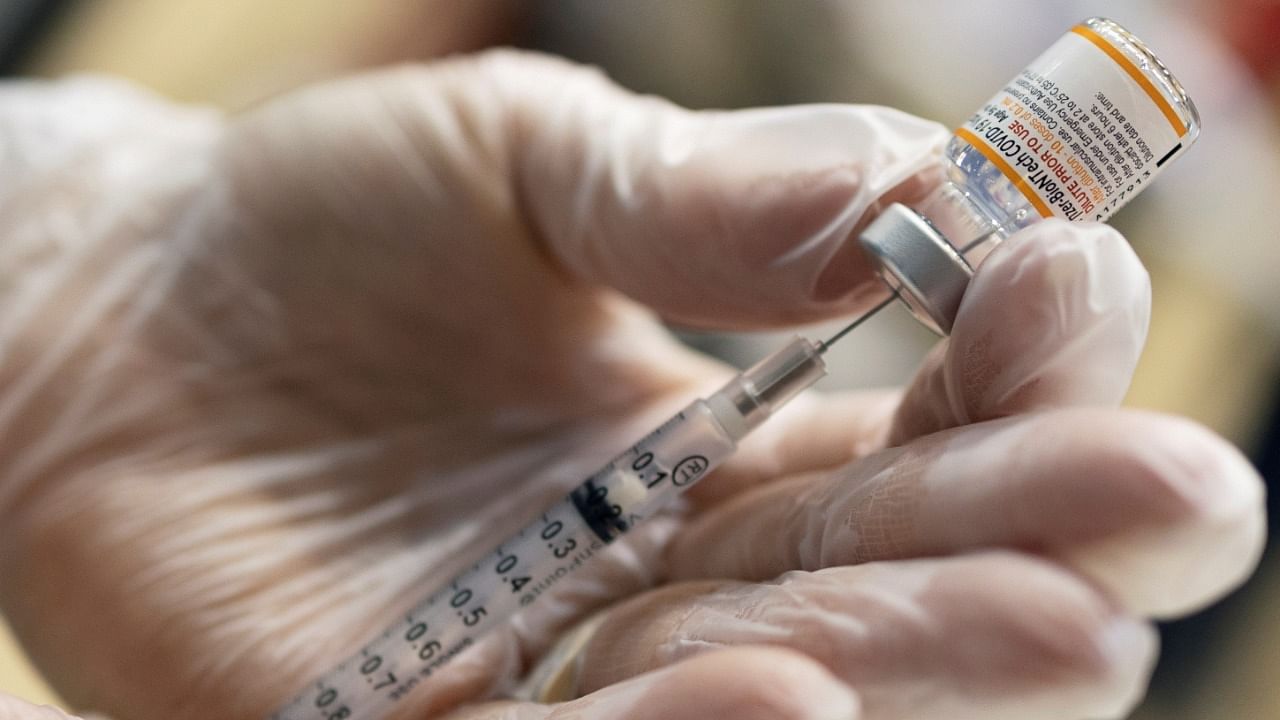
817,293,897,354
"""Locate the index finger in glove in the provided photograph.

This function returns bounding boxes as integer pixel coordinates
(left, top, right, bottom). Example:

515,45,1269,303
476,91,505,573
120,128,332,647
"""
669,407,1265,618
485,51,948,329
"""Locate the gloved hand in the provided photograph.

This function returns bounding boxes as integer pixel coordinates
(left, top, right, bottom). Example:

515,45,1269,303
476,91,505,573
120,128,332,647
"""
0,51,1264,720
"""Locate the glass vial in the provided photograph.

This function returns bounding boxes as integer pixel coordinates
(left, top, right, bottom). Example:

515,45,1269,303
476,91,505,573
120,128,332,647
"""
863,17,1201,334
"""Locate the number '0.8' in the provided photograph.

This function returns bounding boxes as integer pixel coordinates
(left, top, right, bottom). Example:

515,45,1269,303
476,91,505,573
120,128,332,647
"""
315,689,337,708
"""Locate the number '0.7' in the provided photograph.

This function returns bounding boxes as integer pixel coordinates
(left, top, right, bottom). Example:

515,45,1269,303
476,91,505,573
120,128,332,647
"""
358,654,397,692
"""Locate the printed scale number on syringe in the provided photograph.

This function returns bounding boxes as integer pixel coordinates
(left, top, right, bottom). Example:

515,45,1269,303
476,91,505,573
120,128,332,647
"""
275,399,738,720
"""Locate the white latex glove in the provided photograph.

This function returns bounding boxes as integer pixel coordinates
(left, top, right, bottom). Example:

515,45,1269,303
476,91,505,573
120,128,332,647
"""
0,51,1264,720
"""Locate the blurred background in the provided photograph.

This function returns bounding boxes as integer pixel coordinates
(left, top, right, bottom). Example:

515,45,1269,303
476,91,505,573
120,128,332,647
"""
1,0,1277,717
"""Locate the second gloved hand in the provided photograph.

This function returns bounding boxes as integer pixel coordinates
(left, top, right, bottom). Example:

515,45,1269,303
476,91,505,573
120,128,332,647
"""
0,51,1264,720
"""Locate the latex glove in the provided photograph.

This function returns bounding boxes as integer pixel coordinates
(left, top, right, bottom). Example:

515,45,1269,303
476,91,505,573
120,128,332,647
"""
0,51,1264,720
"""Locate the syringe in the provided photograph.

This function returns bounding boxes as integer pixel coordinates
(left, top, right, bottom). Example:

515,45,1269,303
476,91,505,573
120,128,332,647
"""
270,311,893,720
269,174,1016,715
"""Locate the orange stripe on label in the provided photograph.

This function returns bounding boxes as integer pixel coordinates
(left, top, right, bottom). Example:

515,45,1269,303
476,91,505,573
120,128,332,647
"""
954,127,1054,219
1071,24,1188,137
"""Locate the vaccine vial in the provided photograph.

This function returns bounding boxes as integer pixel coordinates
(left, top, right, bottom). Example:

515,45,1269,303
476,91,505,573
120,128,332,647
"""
861,17,1200,334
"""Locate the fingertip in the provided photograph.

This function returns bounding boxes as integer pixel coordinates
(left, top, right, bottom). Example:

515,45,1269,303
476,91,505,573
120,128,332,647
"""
900,406,1265,620
891,219,1156,439
946,218,1151,416
1002,557,1159,718
1091,615,1161,718
914,552,1159,720
1064,412,1267,617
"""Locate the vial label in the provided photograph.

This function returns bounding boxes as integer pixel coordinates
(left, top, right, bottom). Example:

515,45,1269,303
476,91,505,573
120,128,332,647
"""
957,23,1192,222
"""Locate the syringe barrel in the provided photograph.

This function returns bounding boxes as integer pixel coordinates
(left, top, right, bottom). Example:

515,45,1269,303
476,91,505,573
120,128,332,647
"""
270,399,744,720
706,337,827,441
270,340,831,719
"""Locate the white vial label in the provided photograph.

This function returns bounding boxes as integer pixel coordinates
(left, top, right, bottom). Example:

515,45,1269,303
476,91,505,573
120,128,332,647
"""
957,23,1191,222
